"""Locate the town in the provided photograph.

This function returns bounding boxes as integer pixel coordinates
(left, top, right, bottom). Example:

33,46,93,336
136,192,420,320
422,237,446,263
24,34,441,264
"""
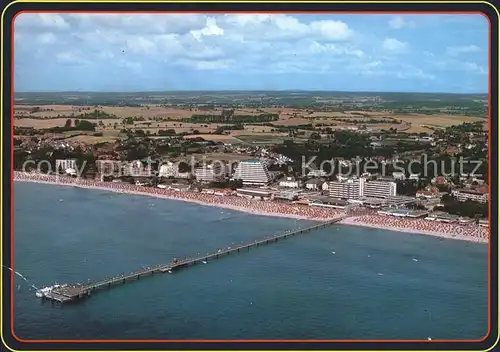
14,92,489,242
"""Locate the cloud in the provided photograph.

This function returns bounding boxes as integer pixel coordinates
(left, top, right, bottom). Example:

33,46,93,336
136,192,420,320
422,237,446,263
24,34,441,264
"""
309,20,353,40
463,62,487,75
55,51,89,64
396,67,435,80
191,17,224,41
352,60,434,80
65,13,207,35
118,60,142,72
16,13,70,31
388,16,416,29
98,51,115,60
308,41,364,57
15,13,359,74
13,13,488,92
382,38,408,54
446,44,481,56
426,57,487,76
36,32,56,44
221,14,353,41
177,58,233,70
126,36,156,54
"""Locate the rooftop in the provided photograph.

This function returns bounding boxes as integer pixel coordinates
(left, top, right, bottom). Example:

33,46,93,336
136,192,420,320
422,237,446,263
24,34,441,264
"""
308,196,348,206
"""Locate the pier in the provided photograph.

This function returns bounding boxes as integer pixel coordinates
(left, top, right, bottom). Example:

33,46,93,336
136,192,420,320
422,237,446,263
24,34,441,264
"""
43,216,345,303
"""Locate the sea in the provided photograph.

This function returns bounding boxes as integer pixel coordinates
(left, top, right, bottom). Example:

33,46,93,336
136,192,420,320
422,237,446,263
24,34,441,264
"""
13,182,488,340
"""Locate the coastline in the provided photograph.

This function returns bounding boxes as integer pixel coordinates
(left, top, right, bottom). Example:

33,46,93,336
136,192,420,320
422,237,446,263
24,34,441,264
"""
14,178,334,222
14,175,488,244
339,217,488,244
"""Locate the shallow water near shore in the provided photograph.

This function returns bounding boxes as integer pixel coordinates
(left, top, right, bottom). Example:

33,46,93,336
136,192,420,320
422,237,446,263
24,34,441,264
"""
13,182,488,340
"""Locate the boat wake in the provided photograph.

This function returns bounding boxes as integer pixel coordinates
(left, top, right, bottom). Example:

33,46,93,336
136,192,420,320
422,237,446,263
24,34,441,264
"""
2,265,38,290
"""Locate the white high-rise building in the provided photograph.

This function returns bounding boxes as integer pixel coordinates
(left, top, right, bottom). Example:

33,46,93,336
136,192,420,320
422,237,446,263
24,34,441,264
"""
159,162,178,178
329,178,362,199
329,177,395,199
363,180,397,198
195,163,227,182
232,159,271,185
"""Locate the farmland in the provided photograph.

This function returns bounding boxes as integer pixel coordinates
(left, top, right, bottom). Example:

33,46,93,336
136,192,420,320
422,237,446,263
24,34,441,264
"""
13,91,488,144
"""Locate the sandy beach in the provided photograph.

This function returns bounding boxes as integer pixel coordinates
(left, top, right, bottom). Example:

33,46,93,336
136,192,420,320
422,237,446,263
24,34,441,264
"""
13,172,343,222
340,216,488,244
14,172,489,243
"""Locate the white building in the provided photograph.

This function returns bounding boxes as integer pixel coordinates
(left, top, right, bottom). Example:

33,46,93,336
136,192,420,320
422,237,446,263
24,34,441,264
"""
307,169,328,178
329,177,397,199
409,173,420,181
195,163,227,182
279,177,301,188
392,172,405,180
418,136,434,142
56,159,77,172
363,180,397,199
452,189,489,203
232,159,271,186
236,188,272,200
305,178,324,190
123,160,151,177
329,178,363,199
159,161,192,179
159,162,178,178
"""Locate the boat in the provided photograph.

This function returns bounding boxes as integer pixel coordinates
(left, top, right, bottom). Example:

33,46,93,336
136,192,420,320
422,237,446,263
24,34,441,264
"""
202,260,208,264
168,270,172,274
35,284,61,298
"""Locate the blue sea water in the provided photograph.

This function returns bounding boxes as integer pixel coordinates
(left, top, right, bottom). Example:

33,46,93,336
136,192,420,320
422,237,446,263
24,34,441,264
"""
13,182,488,340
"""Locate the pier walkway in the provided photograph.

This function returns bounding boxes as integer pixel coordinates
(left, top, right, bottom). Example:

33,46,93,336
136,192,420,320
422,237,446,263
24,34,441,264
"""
45,216,345,303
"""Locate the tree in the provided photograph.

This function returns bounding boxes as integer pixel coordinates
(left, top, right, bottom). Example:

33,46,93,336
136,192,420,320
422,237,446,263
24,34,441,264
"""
178,161,191,173
124,117,135,125
65,119,72,128
75,120,96,131
135,129,146,137
74,119,80,127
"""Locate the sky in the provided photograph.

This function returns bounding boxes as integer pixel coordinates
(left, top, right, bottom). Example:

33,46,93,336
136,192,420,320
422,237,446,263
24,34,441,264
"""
14,13,488,93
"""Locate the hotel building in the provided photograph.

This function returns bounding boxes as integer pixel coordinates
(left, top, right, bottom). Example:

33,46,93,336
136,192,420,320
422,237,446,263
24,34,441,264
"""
329,178,396,199
195,163,227,182
329,178,364,199
232,159,271,186
363,180,397,198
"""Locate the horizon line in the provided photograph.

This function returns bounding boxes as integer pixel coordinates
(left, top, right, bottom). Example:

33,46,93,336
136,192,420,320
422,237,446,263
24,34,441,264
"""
14,89,489,95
